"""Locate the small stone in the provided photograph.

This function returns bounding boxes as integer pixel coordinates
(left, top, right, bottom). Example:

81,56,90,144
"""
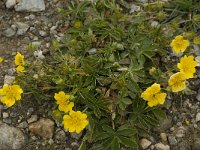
139,138,152,149
29,118,54,139
15,0,45,12
196,112,200,122
70,132,82,140
0,123,26,149
3,118,12,124
16,22,29,35
168,135,178,146
154,117,172,132
48,139,54,145
130,4,140,13
27,115,38,124
39,30,47,37
31,41,41,47
2,112,9,119
6,0,16,8
55,129,66,141
2,28,16,37
175,126,186,138
160,133,167,142
71,142,79,148
155,143,170,150
18,121,28,128
6,68,16,76
88,48,97,55
4,75,15,85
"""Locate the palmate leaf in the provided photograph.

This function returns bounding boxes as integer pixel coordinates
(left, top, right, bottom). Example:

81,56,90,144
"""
79,91,109,118
130,97,166,133
93,124,138,150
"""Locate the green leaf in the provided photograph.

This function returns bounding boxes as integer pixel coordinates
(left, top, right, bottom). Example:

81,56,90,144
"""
111,137,120,150
118,136,138,148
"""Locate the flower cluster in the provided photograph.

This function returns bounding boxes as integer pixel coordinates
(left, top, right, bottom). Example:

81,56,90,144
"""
15,52,25,72
54,91,74,113
141,35,198,107
54,91,88,134
0,84,23,107
168,55,197,92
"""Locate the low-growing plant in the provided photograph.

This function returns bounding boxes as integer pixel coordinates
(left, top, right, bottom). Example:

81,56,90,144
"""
0,0,199,149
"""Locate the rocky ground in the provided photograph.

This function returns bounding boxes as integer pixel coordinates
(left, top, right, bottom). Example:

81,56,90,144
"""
1,0,200,150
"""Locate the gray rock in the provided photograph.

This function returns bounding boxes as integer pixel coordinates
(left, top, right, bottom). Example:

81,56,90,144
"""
17,121,28,128
16,22,29,35
0,123,26,149
15,0,45,12
6,0,16,8
6,68,16,76
27,115,38,124
3,118,12,124
70,132,82,140
88,48,97,55
31,41,41,47
29,118,54,139
154,117,172,132
139,138,152,149
196,112,200,122
55,129,66,141
175,126,186,138
2,112,9,119
39,30,47,37
130,4,140,13
2,28,16,37
168,135,178,146
160,133,167,142
4,75,15,85
155,143,170,150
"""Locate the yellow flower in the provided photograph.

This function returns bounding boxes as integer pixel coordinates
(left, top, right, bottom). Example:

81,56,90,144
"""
141,83,167,107
58,101,74,113
0,84,23,107
54,91,70,104
149,67,156,74
177,55,198,79
168,72,186,92
16,65,25,72
74,21,81,28
0,57,3,63
170,35,190,54
63,111,88,134
15,52,25,66
193,36,200,45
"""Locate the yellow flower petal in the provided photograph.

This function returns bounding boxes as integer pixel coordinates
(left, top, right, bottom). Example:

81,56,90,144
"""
177,55,197,79
0,57,3,63
58,102,74,113
193,36,200,45
0,84,23,107
15,52,25,66
168,72,186,92
62,111,88,134
54,91,70,104
74,21,81,28
141,83,160,101
170,35,190,54
155,93,167,105
16,65,25,72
